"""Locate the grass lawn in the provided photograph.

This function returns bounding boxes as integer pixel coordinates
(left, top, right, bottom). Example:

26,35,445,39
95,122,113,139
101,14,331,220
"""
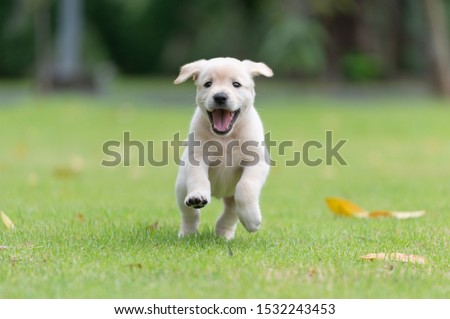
0,80,449,298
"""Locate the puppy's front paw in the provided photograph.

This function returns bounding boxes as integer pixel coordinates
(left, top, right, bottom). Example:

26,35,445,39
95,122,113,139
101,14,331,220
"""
185,193,209,209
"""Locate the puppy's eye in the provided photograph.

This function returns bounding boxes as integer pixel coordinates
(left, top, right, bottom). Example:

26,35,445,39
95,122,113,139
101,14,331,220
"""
204,81,212,88
232,82,242,88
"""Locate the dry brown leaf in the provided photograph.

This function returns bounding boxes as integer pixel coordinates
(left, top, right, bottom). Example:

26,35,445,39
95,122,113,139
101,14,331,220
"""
76,212,85,223
1,211,15,230
54,167,77,178
54,156,85,179
146,221,159,232
325,197,367,217
325,197,425,219
361,253,426,265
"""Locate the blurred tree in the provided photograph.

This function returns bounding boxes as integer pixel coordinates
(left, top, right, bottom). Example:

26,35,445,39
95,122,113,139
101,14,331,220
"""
259,0,327,78
34,0,52,92
1,0,449,92
47,0,105,91
53,0,84,86
314,0,362,80
319,0,431,81
423,0,450,97
0,0,34,77
86,0,271,74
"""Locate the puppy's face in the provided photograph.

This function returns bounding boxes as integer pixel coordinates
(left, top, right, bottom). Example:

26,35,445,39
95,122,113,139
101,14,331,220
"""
175,58,273,135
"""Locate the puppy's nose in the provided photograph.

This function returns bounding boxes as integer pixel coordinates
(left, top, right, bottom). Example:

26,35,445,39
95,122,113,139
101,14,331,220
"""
213,93,228,105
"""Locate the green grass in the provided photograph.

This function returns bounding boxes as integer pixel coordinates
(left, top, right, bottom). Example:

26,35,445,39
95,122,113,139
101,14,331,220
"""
0,80,449,298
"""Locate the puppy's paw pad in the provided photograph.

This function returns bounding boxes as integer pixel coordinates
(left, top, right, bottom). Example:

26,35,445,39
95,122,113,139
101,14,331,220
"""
185,193,209,209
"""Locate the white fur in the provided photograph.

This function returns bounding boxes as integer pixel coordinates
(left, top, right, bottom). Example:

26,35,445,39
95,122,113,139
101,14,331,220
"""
174,57,273,239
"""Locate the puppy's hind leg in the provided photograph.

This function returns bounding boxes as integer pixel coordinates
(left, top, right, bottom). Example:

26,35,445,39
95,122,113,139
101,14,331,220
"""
176,178,200,237
215,197,239,240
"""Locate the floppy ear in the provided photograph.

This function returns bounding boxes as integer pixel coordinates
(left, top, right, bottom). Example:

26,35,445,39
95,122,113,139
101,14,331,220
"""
174,59,206,84
243,60,273,78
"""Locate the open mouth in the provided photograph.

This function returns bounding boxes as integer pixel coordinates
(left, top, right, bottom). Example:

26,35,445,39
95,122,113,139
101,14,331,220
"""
207,108,240,135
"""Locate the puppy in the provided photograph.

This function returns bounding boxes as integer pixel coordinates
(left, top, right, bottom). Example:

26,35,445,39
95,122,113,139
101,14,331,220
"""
174,57,273,239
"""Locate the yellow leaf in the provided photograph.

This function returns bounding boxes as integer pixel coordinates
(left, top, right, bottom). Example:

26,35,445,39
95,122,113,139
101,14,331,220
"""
325,197,367,217
1,211,15,230
368,210,393,218
361,253,426,265
325,197,426,219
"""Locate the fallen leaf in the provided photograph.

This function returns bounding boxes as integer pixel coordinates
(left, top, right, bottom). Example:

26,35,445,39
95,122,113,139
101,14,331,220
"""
0,245,8,250
54,156,85,179
391,211,426,219
1,211,15,230
368,210,393,218
361,253,426,265
325,197,367,217
54,167,77,178
146,221,159,232
325,197,425,219
75,212,85,223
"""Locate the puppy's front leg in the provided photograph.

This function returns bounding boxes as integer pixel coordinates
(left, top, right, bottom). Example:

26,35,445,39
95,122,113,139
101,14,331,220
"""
176,159,210,237
234,163,269,233
184,161,211,209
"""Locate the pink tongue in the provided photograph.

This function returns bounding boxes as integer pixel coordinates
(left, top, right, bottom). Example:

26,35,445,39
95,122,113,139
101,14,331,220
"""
212,109,233,132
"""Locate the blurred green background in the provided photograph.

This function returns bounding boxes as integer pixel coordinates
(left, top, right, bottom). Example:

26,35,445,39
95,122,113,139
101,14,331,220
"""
1,0,450,95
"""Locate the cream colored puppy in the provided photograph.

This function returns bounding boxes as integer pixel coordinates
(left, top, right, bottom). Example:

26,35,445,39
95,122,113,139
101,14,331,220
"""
174,57,273,239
